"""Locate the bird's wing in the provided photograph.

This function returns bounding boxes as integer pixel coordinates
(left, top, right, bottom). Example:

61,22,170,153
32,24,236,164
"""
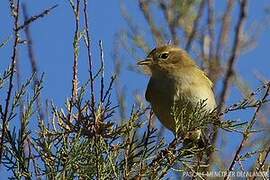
196,67,214,88
145,78,153,102
203,72,213,88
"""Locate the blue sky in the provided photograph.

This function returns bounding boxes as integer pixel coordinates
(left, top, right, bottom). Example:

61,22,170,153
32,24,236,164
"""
0,0,270,178
1,0,269,104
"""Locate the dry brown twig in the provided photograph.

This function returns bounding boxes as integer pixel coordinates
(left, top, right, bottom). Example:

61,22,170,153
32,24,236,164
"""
22,4,45,121
215,0,235,63
185,0,206,52
218,0,248,113
206,0,215,63
159,1,180,45
139,0,164,45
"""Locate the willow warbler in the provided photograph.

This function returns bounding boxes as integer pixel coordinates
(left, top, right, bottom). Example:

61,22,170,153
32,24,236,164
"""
137,45,216,137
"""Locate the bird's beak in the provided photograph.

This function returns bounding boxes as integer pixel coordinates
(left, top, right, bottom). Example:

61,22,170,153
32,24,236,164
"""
137,58,153,66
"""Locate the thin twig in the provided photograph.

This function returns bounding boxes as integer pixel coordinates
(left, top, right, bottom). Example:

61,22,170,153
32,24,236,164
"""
0,36,12,48
0,0,20,162
224,83,269,180
27,138,41,179
16,4,58,31
71,0,80,101
103,75,116,103
82,0,96,121
138,110,153,173
99,40,105,103
252,145,270,180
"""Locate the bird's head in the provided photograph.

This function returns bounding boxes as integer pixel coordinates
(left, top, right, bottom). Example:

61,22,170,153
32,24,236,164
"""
137,45,196,75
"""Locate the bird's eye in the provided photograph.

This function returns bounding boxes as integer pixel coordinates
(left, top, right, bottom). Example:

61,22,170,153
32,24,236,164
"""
159,52,169,59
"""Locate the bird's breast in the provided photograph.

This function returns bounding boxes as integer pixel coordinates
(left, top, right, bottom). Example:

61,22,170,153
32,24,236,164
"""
146,69,216,132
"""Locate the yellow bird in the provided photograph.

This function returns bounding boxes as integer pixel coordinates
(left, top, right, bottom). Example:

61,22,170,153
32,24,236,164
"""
137,45,216,138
